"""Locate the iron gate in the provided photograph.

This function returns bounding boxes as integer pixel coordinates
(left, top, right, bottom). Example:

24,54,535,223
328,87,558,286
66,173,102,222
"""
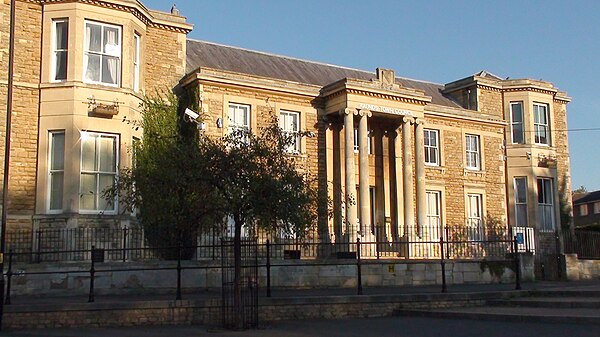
221,238,258,329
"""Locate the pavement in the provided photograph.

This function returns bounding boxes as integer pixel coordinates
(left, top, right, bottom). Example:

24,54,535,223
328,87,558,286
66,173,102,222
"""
1,280,600,337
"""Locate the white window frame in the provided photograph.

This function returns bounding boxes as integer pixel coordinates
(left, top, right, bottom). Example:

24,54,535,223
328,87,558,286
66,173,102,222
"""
228,103,250,143
594,202,600,214
79,131,119,214
465,134,480,170
534,103,550,145
51,18,68,82
83,20,122,86
580,204,588,216
466,193,483,241
279,110,300,154
537,177,555,231
48,131,65,213
514,177,528,227
510,102,524,144
424,129,440,166
426,190,442,239
133,32,140,92
353,128,372,154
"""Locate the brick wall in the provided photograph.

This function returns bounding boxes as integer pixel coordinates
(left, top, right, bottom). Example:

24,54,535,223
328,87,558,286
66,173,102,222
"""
477,87,503,118
553,100,572,228
0,0,42,229
144,26,186,92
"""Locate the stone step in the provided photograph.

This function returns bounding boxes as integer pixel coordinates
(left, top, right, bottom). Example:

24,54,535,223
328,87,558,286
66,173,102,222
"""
489,297,600,309
398,306,600,324
530,289,600,297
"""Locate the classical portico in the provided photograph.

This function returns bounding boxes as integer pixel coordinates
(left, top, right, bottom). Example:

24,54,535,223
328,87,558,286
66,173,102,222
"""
322,71,432,256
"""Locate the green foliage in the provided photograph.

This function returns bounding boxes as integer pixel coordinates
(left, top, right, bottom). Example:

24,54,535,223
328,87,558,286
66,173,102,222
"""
106,92,318,260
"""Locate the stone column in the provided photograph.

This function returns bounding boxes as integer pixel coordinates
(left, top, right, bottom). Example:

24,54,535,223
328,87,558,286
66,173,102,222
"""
415,118,427,236
358,109,371,237
393,127,404,238
402,117,414,238
343,108,357,243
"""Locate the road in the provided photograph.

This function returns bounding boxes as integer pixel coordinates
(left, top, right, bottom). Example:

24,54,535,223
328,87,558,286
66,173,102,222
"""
2,316,599,337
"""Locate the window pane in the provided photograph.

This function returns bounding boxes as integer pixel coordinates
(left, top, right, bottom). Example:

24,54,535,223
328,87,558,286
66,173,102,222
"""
80,173,97,210
101,56,119,85
515,178,527,203
84,54,101,82
511,103,523,123
98,136,116,172
81,135,96,171
512,123,524,144
103,27,120,56
49,172,63,210
55,51,67,80
50,133,65,170
98,174,115,210
86,23,102,52
516,204,527,226
55,21,68,49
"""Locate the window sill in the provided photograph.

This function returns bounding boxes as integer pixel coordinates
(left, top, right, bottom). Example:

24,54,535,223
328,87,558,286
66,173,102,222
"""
426,165,446,174
463,169,486,178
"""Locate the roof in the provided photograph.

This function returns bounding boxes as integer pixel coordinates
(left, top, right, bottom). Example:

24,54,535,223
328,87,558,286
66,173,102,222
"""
186,39,461,108
573,190,600,204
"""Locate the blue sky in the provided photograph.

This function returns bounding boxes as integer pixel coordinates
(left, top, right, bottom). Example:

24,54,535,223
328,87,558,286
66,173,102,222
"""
145,0,600,191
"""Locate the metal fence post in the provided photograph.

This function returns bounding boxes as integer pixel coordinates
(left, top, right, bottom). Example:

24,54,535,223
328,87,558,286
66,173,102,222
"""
5,249,13,305
176,242,182,301
555,230,562,280
88,245,95,303
357,237,363,295
266,239,271,298
445,226,450,259
122,227,128,262
440,237,447,293
513,236,521,290
36,229,42,263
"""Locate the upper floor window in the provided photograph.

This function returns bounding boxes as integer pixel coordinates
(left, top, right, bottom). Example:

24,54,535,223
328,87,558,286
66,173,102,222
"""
80,132,118,213
353,128,372,154
424,129,439,166
465,134,480,170
580,204,588,216
534,103,550,145
594,202,600,214
52,19,68,81
84,21,121,86
228,103,250,143
510,102,524,144
279,110,300,153
133,33,140,92
537,177,555,231
514,177,528,227
48,131,65,212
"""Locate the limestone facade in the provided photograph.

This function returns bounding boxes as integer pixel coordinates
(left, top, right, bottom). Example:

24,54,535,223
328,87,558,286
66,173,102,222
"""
1,1,572,263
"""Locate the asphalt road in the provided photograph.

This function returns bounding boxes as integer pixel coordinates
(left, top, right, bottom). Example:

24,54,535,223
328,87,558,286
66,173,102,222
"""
2,316,599,337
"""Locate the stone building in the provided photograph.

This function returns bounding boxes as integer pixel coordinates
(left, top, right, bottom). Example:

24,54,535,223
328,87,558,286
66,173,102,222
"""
1,1,572,267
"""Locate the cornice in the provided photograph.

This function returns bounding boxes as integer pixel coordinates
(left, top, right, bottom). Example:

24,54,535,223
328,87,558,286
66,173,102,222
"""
28,0,193,33
344,88,429,106
424,104,506,127
502,86,557,96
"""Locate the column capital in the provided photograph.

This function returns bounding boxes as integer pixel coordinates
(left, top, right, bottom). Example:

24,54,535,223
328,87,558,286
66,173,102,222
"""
358,109,372,117
414,118,425,126
341,108,358,116
402,116,414,124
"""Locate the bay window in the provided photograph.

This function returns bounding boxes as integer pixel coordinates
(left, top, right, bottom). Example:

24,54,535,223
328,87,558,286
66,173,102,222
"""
52,19,68,81
48,131,65,212
534,103,550,145
84,20,121,86
80,132,118,213
537,178,555,231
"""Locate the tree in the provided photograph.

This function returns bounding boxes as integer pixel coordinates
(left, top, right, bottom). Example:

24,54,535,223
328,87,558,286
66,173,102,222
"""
108,92,221,259
108,93,318,327
198,118,318,327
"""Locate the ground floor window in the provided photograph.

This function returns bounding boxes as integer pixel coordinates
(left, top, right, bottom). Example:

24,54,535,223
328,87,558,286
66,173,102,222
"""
80,132,118,213
537,178,555,231
466,193,483,241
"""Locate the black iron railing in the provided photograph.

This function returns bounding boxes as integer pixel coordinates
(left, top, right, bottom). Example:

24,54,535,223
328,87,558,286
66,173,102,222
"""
563,229,600,259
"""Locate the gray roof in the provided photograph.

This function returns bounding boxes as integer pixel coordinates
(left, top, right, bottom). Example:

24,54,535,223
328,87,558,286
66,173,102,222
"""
186,39,460,108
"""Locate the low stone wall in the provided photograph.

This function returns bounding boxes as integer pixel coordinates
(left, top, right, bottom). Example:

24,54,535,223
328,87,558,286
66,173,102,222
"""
4,291,524,330
6,258,530,297
564,254,600,280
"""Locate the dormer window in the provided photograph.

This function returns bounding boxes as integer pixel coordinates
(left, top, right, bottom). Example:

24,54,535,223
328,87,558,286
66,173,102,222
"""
83,20,121,86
